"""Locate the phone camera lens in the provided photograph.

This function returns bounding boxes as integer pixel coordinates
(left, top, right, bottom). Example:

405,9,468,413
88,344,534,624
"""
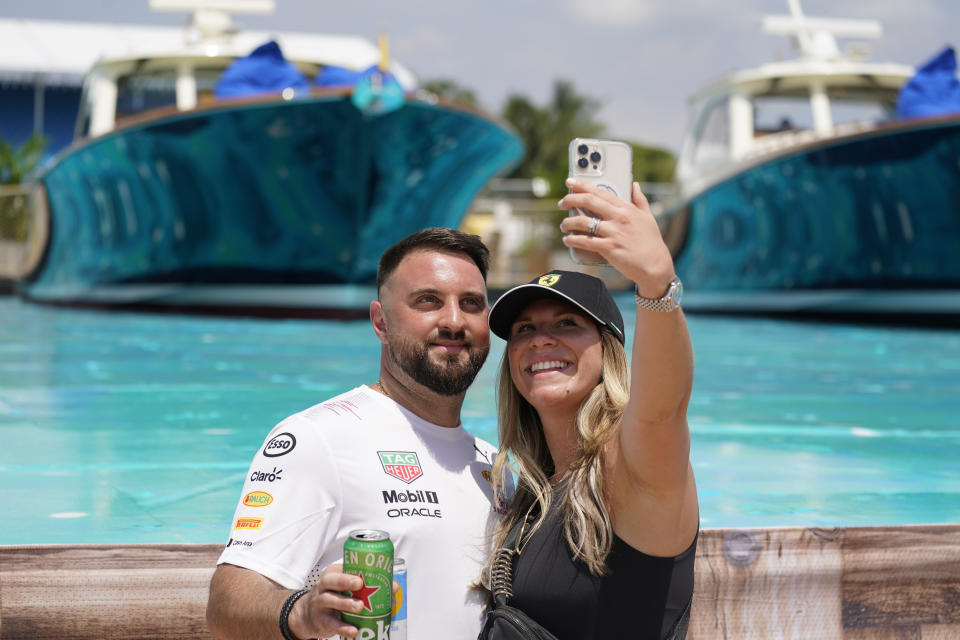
577,158,589,168
590,151,602,163
577,144,588,155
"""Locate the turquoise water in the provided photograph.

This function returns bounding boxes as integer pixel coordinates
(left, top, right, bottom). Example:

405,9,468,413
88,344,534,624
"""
2,296,958,545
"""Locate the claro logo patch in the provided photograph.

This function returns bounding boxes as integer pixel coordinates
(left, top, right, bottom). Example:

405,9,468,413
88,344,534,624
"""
250,467,283,482
243,491,273,507
263,432,296,457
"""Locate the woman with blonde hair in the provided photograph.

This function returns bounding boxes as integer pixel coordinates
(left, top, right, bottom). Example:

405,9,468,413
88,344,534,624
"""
482,178,698,640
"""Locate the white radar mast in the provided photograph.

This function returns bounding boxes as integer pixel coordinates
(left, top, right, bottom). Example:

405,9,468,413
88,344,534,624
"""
762,0,882,62
149,0,276,45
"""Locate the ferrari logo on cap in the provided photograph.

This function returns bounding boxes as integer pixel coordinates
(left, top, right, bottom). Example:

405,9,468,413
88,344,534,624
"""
538,274,560,287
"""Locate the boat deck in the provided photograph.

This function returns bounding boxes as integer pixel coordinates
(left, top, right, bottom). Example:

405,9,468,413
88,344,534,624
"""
2,524,957,639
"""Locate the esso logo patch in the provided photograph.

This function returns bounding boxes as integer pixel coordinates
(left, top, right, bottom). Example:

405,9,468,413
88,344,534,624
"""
263,432,296,457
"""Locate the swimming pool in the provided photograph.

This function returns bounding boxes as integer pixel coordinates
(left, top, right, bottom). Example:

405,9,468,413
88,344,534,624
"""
2,297,958,544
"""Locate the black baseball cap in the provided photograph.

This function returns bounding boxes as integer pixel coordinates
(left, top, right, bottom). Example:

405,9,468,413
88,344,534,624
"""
488,271,625,344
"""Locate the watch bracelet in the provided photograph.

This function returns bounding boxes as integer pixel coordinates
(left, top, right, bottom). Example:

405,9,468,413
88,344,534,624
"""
634,280,680,312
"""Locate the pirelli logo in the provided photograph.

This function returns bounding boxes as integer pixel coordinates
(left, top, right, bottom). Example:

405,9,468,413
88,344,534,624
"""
234,517,264,530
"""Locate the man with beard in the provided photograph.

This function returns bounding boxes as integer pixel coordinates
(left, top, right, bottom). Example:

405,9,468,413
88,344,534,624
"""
207,228,509,640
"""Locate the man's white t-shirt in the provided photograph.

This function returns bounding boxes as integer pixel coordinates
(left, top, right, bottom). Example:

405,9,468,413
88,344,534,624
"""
218,385,509,638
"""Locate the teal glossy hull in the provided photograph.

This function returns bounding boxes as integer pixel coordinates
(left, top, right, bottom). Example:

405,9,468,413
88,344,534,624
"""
21,94,522,315
670,115,960,319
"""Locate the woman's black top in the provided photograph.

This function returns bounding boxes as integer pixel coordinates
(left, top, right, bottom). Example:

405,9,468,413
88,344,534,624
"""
509,491,697,640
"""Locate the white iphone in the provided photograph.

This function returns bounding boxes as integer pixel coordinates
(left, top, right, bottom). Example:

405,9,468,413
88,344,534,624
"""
567,138,633,265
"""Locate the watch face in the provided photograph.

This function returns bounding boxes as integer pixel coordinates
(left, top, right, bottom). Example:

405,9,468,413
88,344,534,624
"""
673,279,683,304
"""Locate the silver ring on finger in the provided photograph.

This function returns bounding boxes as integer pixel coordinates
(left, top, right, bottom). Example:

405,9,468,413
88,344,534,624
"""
587,217,601,236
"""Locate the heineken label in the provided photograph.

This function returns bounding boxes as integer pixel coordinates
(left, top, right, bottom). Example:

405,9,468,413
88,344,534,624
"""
342,529,394,634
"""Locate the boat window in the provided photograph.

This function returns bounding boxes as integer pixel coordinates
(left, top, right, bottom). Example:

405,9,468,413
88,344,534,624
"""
754,91,898,134
196,65,231,104
754,96,812,135
830,97,895,126
691,98,729,166
116,70,177,120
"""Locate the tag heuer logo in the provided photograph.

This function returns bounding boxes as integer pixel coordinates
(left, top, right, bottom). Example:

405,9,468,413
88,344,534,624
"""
378,451,423,484
538,274,560,287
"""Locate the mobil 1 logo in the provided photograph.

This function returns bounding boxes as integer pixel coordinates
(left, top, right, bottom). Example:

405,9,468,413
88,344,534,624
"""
382,488,442,519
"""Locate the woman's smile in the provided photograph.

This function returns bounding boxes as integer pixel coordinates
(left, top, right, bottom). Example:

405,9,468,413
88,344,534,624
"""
527,359,572,374
508,298,603,410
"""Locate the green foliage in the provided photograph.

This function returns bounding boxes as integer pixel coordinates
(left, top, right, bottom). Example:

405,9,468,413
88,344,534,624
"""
0,134,47,185
0,134,47,241
496,80,678,200
500,80,606,197
421,77,678,199
626,141,677,184
464,79,679,250
420,79,479,107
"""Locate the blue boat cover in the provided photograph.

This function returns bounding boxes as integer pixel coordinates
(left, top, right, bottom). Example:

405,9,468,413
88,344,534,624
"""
314,64,367,87
897,46,960,119
214,40,309,99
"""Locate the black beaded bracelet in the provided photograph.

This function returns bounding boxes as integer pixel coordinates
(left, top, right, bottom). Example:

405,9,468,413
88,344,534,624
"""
279,588,311,640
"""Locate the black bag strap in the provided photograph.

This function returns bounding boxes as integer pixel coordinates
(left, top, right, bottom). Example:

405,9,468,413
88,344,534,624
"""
662,594,693,640
490,504,535,606
504,510,529,550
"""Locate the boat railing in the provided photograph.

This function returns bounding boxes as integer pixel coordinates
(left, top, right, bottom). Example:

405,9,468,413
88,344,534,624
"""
743,119,879,160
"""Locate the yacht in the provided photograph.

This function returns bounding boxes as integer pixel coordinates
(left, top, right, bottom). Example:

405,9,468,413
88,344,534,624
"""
18,0,522,317
660,0,960,322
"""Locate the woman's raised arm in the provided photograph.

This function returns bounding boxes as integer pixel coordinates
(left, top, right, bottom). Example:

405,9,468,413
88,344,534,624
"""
559,179,698,555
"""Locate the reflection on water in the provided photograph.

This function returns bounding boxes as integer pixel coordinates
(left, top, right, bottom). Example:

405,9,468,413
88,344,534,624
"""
1,296,958,544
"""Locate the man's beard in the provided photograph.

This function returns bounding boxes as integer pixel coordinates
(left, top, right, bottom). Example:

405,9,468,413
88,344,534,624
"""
388,330,489,396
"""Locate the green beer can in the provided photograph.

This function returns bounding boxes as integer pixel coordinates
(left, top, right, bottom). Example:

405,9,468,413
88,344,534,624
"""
342,529,394,639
